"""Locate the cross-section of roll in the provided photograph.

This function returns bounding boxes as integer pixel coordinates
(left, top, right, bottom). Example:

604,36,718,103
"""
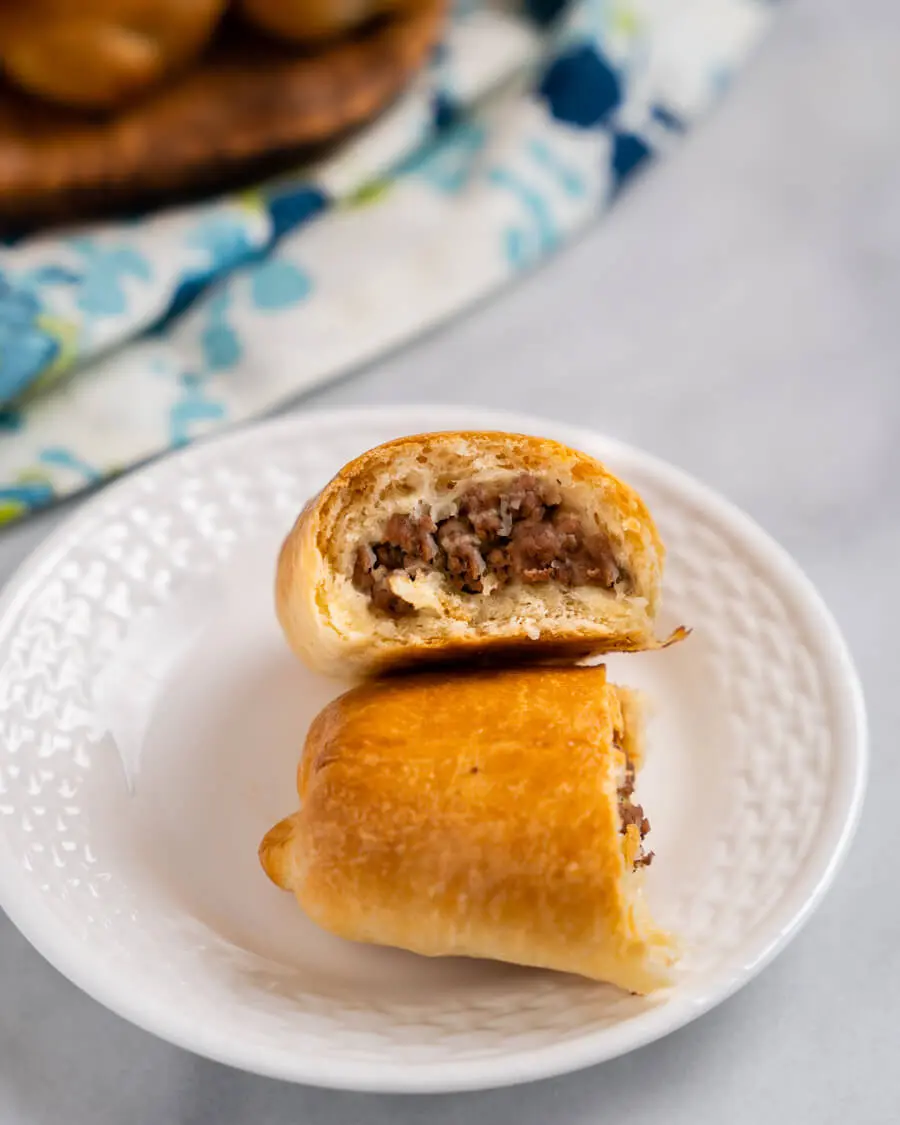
276,431,681,677
259,665,677,993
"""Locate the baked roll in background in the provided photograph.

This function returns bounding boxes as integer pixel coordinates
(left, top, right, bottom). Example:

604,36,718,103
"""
259,664,677,994
276,431,682,677
0,0,227,110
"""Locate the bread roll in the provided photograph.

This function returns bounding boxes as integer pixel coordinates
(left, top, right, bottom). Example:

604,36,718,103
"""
276,430,683,678
260,664,677,993
0,0,226,110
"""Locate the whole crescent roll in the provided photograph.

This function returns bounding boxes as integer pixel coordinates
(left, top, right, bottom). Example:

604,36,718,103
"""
0,0,227,110
276,431,683,678
260,664,677,993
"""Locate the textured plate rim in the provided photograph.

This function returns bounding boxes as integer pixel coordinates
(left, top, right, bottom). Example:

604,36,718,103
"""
0,405,868,1093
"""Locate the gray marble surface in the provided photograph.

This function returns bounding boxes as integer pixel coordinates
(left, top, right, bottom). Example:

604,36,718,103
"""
1,0,898,1121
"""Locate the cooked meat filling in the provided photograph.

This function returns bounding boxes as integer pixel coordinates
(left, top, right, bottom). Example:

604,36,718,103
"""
618,758,653,870
352,474,627,616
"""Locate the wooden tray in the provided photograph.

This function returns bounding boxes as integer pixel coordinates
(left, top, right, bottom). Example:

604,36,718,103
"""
0,1,446,232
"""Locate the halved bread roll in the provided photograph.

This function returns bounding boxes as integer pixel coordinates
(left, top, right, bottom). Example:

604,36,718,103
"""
260,664,677,993
276,431,681,677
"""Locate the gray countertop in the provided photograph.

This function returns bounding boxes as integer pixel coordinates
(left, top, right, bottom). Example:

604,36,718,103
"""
1,0,897,1121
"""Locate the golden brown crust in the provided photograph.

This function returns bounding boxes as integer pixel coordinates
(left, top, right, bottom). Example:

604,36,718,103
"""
0,0,227,110
259,665,677,993
258,813,300,889
276,430,682,678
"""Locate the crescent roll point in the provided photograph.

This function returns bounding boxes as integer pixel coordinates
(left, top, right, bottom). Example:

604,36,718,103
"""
276,430,686,678
259,665,678,993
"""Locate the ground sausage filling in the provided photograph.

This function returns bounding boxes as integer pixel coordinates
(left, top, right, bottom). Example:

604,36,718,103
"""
618,756,653,870
352,473,628,616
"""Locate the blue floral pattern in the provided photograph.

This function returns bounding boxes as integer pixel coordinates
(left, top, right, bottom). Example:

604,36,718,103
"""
0,281,60,403
0,0,773,520
67,238,154,318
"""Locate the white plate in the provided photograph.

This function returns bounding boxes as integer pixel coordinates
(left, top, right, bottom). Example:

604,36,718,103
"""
0,406,866,1093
